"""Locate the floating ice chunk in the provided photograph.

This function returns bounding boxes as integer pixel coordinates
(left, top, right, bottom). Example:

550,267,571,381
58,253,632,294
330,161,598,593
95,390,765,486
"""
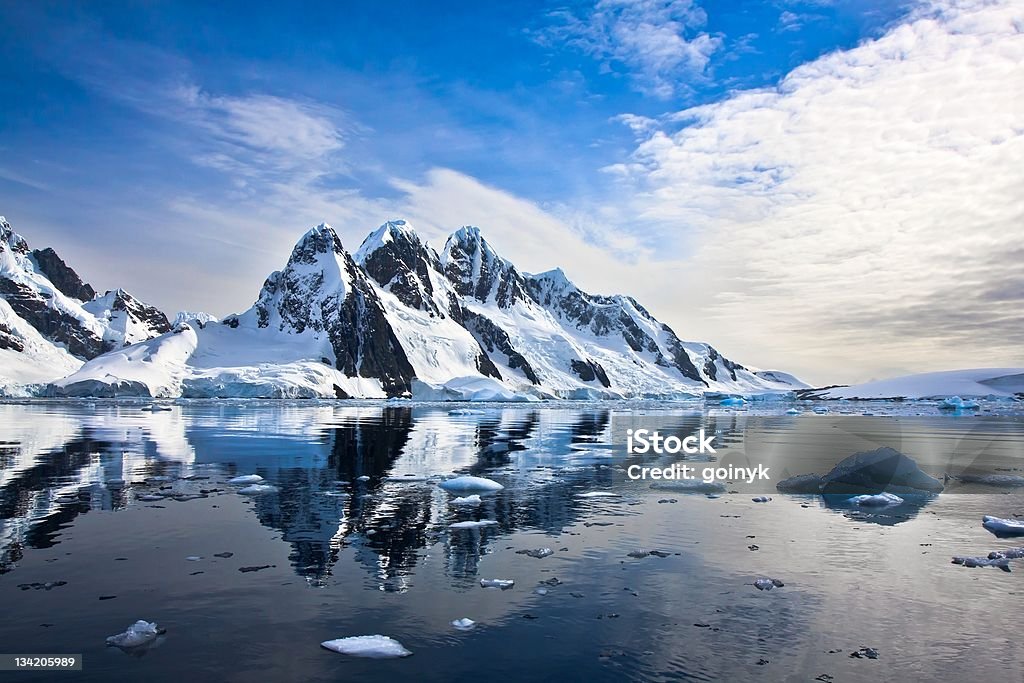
141,405,172,412
450,494,482,506
848,492,904,507
983,515,1024,536
785,408,801,415
106,620,162,648
320,635,412,658
751,496,772,503
356,475,371,482
480,579,514,589
137,494,164,502
449,520,498,529
951,555,1011,571
451,618,476,631
940,396,980,410
448,408,485,416
579,491,619,498
533,587,549,596
990,547,1024,559
185,556,202,561
438,476,504,492
228,474,263,485
753,578,785,591
238,484,279,495
813,406,830,414
719,397,744,406
516,548,553,559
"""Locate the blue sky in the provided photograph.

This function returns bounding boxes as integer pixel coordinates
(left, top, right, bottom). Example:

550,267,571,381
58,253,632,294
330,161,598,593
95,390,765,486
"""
1,0,1020,383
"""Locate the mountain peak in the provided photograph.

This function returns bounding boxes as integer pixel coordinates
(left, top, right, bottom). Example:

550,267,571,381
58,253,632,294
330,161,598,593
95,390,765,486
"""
289,223,346,266
441,227,529,307
354,219,421,264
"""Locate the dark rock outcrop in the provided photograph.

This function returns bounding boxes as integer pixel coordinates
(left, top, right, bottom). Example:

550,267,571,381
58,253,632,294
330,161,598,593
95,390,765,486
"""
31,248,96,302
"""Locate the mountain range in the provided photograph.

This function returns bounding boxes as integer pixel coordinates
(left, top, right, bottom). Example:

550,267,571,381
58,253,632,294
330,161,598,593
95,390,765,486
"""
0,214,805,399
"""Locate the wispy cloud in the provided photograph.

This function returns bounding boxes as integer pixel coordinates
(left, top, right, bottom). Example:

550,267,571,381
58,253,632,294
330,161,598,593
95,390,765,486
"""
535,0,722,98
604,0,1024,382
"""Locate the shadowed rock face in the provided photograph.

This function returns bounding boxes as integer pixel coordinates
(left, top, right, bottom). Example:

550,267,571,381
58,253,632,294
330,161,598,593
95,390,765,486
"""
359,222,442,316
103,289,172,341
251,225,416,396
0,323,24,352
31,248,96,302
0,278,108,359
461,309,539,384
442,227,530,308
776,447,945,495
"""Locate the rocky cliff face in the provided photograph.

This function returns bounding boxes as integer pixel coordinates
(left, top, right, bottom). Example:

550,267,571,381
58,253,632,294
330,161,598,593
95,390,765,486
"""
241,224,415,395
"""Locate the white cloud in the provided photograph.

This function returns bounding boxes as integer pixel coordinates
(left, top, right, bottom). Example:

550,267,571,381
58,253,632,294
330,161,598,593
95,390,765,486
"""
605,0,1024,383
537,0,722,98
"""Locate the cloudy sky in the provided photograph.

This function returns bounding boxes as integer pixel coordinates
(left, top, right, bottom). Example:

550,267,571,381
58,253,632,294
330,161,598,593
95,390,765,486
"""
1,0,1021,385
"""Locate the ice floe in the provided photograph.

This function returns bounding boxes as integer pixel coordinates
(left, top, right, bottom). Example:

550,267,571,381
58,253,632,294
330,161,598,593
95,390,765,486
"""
785,408,801,415
848,492,904,507
450,494,482,506
480,578,514,589
751,496,772,503
228,474,263,485
438,476,504,492
951,555,1011,571
515,548,553,559
982,515,1024,536
449,520,498,529
320,635,412,658
579,491,619,498
237,483,279,495
451,618,476,631
940,396,980,410
753,578,785,591
106,620,163,648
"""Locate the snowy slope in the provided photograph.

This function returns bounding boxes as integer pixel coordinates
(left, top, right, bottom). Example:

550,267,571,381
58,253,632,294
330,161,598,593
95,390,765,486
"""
808,368,1024,400
50,324,199,397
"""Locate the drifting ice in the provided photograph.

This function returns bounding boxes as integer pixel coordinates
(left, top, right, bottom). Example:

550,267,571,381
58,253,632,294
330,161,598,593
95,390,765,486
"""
438,476,504,492
320,635,412,658
228,474,263,485
451,618,476,631
982,515,1024,536
106,620,162,648
480,579,514,589
848,492,904,507
238,483,279,495
449,520,498,529
450,495,482,506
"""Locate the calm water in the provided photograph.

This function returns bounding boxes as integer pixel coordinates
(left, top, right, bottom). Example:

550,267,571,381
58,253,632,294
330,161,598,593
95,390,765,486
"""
1,399,1023,682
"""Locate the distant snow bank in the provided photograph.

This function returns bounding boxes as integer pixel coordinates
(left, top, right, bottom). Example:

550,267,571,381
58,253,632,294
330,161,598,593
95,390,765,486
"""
810,368,1024,400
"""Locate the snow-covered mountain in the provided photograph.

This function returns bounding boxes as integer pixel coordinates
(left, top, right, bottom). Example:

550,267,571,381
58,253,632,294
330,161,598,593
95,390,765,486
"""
801,368,1024,400
1,214,806,399
0,216,170,395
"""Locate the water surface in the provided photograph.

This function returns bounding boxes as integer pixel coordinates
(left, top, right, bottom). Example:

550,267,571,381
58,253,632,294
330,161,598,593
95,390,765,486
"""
1,399,1023,681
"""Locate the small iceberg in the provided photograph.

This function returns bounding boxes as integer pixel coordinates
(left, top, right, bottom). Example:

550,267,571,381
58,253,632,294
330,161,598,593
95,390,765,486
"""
848,492,904,507
785,408,801,415
449,520,498,529
579,491,619,498
238,483,279,495
720,397,745,406
516,548,553,559
480,578,514,589
982,515,1024,536
940,396,980,410
812,406,829,414
451,618,476,631
356,475,371,482
106,620,163,648
951,555,1011,571
320,635,412,659
751,496,772,503
438,476,504,492
448,408,485,416
228,474,263,485
140,405,172,412
450,494,482,506
753,578,785,591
